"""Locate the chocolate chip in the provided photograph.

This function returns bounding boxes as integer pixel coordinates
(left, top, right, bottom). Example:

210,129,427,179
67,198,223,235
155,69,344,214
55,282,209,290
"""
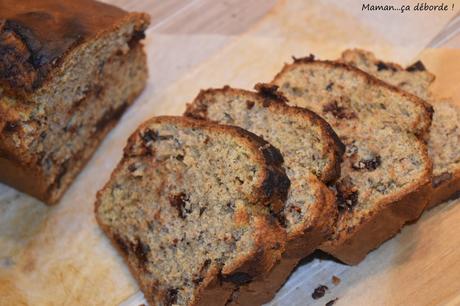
169,193,191,219
289,205,302,214
336,177,359,212
165,288,178,305
192,276,204,285
176,154,184,161
226,202,235,212
337,190,358,212
113,234,130,255
376,61,396,71
128,30,146,48
3,121,19,132
432,172,453,188
326,298,339,306
325,82,334,91
352,154,381,171
199,207,206,216
128,163,138,172
134,239,150,266
406,60,426,72
323,100,356,120
254,83,288,103
246,100,255,109
312,285,328,299
200,259,212,273
277,213,287,227
222,272,252,285
141,129,173,144
292,54,315,63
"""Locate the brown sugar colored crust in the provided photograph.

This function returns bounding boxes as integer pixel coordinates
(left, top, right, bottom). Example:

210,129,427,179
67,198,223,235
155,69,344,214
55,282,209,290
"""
95,116,290,306
0,0,145,94
340,49,460,209
272,57,433,265
321,176,432,264
185,85,343,305
0,0,150,204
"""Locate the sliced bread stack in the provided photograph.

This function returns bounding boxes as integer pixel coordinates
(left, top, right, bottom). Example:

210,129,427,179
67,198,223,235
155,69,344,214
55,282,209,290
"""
185,84,344,305
340,49,460,208
95,116,290,306
272,56,434,264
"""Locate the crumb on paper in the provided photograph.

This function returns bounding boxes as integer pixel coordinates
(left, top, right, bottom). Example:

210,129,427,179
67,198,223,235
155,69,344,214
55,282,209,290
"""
332,275,341,285
326,297,339,306
312,284,329,299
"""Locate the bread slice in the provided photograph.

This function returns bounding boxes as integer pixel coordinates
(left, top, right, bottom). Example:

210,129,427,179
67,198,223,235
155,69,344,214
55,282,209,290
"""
0,0,150,204
95,116,290,306
341,49,460,208
271,56,433,264
184,84,344,305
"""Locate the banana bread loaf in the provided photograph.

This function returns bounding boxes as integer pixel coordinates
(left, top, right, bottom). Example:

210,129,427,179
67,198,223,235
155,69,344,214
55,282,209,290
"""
0,0,150,204
95,116,290,306
341,49,460,208
185,84,344,305
272,56,433,264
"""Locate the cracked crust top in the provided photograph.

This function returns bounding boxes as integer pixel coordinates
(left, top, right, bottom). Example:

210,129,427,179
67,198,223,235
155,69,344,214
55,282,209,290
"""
0,0,149,94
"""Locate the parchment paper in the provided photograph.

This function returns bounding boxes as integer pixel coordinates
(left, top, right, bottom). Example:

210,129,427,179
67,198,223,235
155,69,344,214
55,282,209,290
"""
0,1,459,305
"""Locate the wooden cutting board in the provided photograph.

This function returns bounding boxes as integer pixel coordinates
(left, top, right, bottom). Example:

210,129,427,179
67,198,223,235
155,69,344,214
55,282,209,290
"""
0,1,459,305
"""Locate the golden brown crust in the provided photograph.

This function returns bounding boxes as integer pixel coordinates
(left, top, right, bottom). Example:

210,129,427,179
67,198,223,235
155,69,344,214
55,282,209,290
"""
0,0,149,94
429,171,460,209
273,57,434,139
227,186,338,306
320,179,432,265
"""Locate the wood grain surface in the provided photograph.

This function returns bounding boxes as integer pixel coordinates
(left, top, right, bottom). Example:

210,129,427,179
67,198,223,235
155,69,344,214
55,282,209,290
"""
0,1,459,306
